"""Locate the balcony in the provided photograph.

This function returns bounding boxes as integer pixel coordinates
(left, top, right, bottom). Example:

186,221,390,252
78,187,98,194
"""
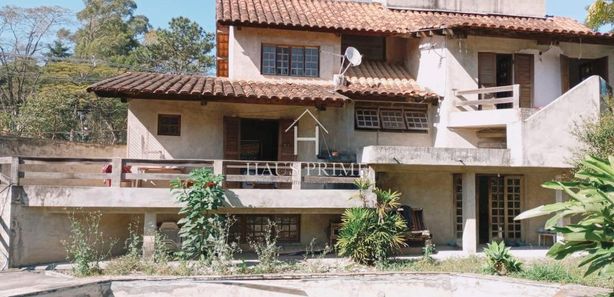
0,157,372,210
449,85,535,129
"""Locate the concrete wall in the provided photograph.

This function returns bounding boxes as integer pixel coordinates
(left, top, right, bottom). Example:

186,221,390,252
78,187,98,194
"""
377,167,563,246
508,76,604,168
229,27,340,82
0,136,125,158
127,100,433,161
385,0,546,17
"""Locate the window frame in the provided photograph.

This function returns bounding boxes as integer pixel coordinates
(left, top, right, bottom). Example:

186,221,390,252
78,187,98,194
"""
157,114,181,136
231,214,301,243
261,44,320,78
354,103,430,133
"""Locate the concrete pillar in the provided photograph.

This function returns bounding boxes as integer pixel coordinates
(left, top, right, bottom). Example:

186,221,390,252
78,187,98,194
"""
143,212,157,258
462,173,478,254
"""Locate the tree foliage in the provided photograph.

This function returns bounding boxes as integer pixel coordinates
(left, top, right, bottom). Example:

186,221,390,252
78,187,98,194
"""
516,155,614,277
133,17,215,74
586,0,614,32
74,0,150,59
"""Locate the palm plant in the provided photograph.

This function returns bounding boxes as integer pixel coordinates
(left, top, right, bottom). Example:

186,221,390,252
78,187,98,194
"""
337,182,407,265
516,155,614,277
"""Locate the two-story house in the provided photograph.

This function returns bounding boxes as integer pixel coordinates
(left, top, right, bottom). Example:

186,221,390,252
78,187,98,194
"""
2,0,613,267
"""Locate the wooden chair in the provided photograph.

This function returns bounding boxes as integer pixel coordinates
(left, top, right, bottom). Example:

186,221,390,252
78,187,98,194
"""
399,206,432,247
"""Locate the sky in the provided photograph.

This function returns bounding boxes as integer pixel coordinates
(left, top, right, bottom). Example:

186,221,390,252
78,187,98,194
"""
1,0,606,33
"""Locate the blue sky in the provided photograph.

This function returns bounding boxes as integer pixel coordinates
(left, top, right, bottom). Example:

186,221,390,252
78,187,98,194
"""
1,0,605,33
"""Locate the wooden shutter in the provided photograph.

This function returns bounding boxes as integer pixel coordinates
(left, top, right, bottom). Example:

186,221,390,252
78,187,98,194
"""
277,119,296,161
514,54,534,108
560,55,570,93
223,117,241,160
223,117,241,188
478,53,497,89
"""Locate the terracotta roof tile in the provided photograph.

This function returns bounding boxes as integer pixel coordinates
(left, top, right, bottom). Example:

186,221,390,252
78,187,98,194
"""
87,71,440,105
87,72,348,106
217,0,614,41
341,61,439,100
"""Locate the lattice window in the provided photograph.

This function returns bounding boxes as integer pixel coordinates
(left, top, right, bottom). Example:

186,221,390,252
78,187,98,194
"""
304,47,319,77
405,111,429,130
261,45,319,77
506,177,522,240
355,109,380,129
490,177,506,241
276,47,290,75
274,215,300,242
453,174,463,240
290,47,304,76
157,114,181,136
245,215,270,242
380,109,406,130
262,45,276,75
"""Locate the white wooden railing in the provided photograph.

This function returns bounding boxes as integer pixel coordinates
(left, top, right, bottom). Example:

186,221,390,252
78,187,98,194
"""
455,84,520,110
0,157,370,190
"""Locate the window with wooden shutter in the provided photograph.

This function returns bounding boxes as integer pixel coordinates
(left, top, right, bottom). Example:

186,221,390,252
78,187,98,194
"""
277,119,296,162
223,117,241,188
514,54,534,108
560,55,570,93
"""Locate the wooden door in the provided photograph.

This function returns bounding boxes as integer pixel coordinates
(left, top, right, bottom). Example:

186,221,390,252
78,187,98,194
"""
488,176,523,242
488,176,506,242
514,54,534,108
223,117,241,188
504,176,523,241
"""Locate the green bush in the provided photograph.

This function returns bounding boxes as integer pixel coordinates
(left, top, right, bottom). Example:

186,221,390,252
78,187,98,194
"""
517,155,614,277
336,185,407,265
170,168,225,261
483,241,522,276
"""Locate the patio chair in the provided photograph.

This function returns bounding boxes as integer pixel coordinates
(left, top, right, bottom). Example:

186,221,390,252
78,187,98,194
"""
399,205,432,247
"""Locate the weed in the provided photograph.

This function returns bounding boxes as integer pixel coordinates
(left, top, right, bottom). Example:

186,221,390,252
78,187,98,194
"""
249,219,280,273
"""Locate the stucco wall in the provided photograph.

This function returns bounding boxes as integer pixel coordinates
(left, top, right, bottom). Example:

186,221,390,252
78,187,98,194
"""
0,136,125,158
127,100,433,161
229,26,340,82
377,167,563,246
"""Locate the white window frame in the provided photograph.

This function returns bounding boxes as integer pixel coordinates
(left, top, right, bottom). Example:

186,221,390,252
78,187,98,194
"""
355,108,380,129
404,110,429,131
355,104,430,133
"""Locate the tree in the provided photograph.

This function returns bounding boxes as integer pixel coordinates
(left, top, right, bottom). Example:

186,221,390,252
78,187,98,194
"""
46,40,71,59
573,96,613,169
586,0,614,32
133,17,215,74
74,0,150,60
0,5,70,133
516,156,614,277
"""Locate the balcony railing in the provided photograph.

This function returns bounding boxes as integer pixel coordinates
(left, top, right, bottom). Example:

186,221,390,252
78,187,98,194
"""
0,157,370,190
455,84,520,111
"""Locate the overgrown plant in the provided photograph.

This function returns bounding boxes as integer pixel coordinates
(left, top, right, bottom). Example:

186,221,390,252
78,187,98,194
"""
337,182,407,265
207,216,241,274
516,155,614,277
249,219,280,273
421,243,436,264
63,211,116,276
483,241,522,276
170,168,225,261
125,217,142,258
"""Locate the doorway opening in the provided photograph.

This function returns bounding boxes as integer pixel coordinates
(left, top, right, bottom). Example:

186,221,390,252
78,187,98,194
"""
478,52,534,108
561,56,608,92
239,119,279,161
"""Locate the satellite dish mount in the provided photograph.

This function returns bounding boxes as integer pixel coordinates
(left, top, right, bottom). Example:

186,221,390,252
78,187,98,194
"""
323,46,362,90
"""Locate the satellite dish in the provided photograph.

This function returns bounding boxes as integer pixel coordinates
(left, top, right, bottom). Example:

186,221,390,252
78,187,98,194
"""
345,47,362,67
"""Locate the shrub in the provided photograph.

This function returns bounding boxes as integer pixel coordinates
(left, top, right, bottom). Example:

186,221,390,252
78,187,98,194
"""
483,241,522,276
207,216,241,274
421,242,436,264
63,211,116,276
516,155,614,277
515,262,576,283
337,185,407,265
170,168,225,261
249,219,280,273
125,217,142,258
